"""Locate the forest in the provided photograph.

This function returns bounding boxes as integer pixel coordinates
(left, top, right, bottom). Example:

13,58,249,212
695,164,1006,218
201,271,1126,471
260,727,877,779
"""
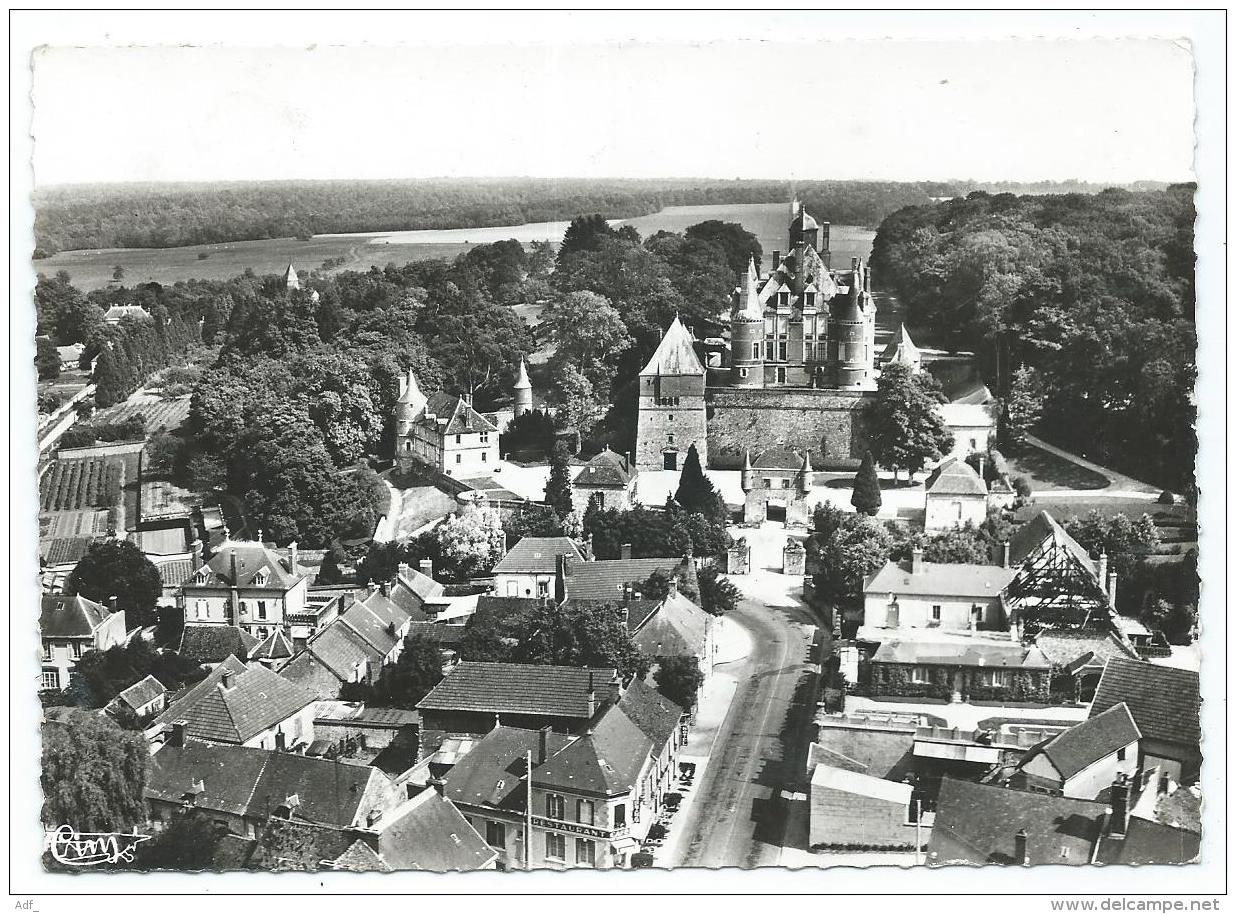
870,185,1197,492
31,176,1147,254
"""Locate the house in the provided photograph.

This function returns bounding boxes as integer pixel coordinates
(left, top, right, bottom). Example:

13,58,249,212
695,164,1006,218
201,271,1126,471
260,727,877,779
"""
394,368,500,477
865,636,1052,704
443,679,684,870
1000,703,1141,799
1088,657,1201,783
311,702,419,754
151,655,318,750
1030,629,1141,701
39,594,127,691
177,622,257,668
629,584,716,682
389,561,446,619
278,620,383,699
571,448,638,516
863,547,1013,632
558,550,694,604
249,629,296,668
102,304,152,325
416,661,620,735
177,539,309,641
492,536,583,599
146,738,403,840
56,342,85,371
922,457,988,532
105,674,168,720
809,763,926,851
1004,510,1113,625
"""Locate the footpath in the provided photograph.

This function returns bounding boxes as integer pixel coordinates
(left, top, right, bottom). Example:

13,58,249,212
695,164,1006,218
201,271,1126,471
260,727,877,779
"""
652,615,753,868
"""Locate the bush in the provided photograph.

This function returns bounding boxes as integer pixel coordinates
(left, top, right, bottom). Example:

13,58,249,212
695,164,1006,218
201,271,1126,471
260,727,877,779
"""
823,687,845,714
58,426,97,449
1012,475,1032,498
1158,490,1176,505
37,391,63,414
197,252,210,260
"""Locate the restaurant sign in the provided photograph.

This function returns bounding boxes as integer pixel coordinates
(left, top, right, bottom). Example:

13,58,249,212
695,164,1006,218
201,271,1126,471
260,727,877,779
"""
531,816,610,840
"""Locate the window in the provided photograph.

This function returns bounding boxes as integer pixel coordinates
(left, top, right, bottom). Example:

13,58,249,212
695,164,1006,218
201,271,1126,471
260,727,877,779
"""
506,581,517,597
805,292,816,308
776,367,787,383
1116,747,1127,762
546,794,565,819
455,454,462,464
666,434,674,445
41,670,59,691
777,292,789,307
253,570,267,586
613,804,626,827
405,441,412,452
970,438,978,451
781,478,790,489
456,434,462,444
668,414,673,422
751,343,759,360
576,799,595,826
257,600,267,621
778,342,787,361
485,821,506,848
545,833,566,860
481,452,487,462
537,579,550,597
739,368,748,378
575,838,595,866
481,433,490,444
908,666,931,684
931,605,942,622
70,641,83,660
980,669,1012,688
42,642,51,661
195,600,207,620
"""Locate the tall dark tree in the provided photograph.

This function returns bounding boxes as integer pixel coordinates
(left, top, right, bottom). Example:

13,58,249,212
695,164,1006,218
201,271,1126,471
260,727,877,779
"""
674,444,715,514
134,813,224,871
1002,365,1045,453
371,633,445,709
685,220,764,276
697,564,741,615
544,440,574,520
514,599,649,679
557,214,615,261
36,336,61,380
863,362,953,481
67,539,163,628
653,655,702,712
41,710,148,833
851,450,883,516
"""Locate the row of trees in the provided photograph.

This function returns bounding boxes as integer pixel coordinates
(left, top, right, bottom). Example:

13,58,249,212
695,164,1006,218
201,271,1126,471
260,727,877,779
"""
870,186,1196,489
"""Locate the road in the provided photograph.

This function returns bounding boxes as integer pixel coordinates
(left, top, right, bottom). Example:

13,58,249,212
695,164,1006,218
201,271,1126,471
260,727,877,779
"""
670,566,824,868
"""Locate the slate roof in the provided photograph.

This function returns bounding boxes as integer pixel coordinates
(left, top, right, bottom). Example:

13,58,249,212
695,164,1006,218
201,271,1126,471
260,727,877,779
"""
251,629,295,662
419,392,498,435
1094,817,1201,865
327,840,391,873
562,556,683,603
640,316,705,376
277,651,347,699
1008,510,1097,572
406,622,467,645
928,777,1105,866
533,701,651,796
300,623,377,679
338,602,400,657
881,324,922,365
417,661,617,719
369,727,420,779
248,819,356,872
113,674,167,712
376,789,497,871
632,591,710,659
864,559,1013,600
444,726,573,812
492,536,582,575
392,567,444,610
178,623,258,665
872,638,1051,670
1032,703,1141,780
614,678,683,748
147,739,270,817
574,449,634,487
40,594,111,638
189,540,302,590
1089,657,1201,748
811,725,916,781
925,457,988,498
153,656,316,745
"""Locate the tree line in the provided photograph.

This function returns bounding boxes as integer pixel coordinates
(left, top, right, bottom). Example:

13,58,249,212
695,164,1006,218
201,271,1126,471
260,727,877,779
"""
870,186,1196,492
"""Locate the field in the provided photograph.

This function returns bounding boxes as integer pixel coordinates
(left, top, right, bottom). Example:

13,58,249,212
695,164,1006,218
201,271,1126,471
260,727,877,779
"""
40,454,124,511
31,202,875,292
92,394,192,432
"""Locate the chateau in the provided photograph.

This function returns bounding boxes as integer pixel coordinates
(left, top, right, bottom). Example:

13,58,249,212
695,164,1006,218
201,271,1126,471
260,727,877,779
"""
395,367,500,477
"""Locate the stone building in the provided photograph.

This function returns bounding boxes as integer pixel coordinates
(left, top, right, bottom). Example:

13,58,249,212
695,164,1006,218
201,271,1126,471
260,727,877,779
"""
394,367,500,477
635,316,708,471
571,448,637,516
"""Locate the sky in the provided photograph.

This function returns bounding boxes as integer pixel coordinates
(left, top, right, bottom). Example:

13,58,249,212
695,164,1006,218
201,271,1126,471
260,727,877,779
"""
31,37,1195,187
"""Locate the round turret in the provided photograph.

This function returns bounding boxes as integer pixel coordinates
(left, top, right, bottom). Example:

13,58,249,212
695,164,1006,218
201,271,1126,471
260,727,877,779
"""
513,359,533,417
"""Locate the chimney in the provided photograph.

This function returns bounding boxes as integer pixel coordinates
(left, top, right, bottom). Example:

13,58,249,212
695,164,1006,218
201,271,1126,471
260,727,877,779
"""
851,257,859,271
1001,541,1010,569
625,452,634,474
108,595,119,614
911,546,924,575
1014,829,1029,866
620,605,629,629
1109,774,1131,838
191,538,203,564
379,581,390,598
289,541,299,574
230,548,239,586
622,583,633,604
398,562,411,579
538,725,551,764
609,672,622,705
275,730,286,752
190,778,205,797
977,455,986,482
1097,551,1109,586
219,670,233,690
419,558,434,579
885,595,900,629
366,809,383,828
586,672,597,717
667,578,678,598
621,543,632,560
1107,571,1119,604
772,251,781,270
169,720,187,748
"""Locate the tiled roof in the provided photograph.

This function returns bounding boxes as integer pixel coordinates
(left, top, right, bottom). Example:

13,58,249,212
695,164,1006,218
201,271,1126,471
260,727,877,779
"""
41,537,97,567
114,674,166,711
327,840,391,873
614,678,683,748
928,777,1104,866
444,726,573,812
195,540,301,589
1094,816,1201,865
632,592,710,659
303,622,379,680
925,457,988,497
406,622,467,645
154,557,199,589
574,449,633,487
640,317,704,376
872,638,1050,670
277,651,347,700
492,536,582,575
153,656,316,744
417,661,616,718
251,628,295,661
1032,630,1139,669
1008,510,1097,573
1089,657,1201,748
178,623,258,664
562,556,683,603
1034,703,1141,780
249,819,356,872
864,560,1013,600
533,702,651,795
40,594,111,638
376,789,497,871
419,392,498,435
146,738,271,817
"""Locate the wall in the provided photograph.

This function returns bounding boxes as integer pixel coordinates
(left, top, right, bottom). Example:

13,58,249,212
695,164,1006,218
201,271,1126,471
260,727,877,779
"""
924,493,988,532
240,702,317,751
705,387,872,470
861,593,1003,631
809,774,920,849
1062,741,1140,800
636,373,707,472
494,571,556,599
570,482,634,519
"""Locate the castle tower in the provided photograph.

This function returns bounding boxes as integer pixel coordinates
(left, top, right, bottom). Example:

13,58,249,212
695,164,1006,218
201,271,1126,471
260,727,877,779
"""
513,359,533,417
789,203,820,254
798,450,814,494
828,258,877,389
741,449,754,493
395,367,428,472
635,316,708,472
284,263,300,292
730,257,765,388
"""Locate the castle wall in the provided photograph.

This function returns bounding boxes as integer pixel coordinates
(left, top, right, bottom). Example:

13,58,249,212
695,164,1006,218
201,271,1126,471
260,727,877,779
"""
706,387,872,471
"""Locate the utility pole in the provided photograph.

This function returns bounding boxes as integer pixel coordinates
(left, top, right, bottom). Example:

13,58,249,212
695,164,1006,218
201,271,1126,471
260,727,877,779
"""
914,797,923,865
525,749,533,871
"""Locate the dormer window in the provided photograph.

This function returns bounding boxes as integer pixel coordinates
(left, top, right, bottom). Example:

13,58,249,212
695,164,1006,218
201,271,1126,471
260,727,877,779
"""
777,292,789,307
193,570,209,585
252,570,268,586
805,292,816,307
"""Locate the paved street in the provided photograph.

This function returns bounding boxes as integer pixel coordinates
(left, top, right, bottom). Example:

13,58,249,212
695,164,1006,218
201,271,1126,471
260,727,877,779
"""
667,525,824,869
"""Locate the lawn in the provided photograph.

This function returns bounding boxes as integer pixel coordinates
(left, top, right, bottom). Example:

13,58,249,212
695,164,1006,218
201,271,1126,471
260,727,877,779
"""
1003,443,1111,491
